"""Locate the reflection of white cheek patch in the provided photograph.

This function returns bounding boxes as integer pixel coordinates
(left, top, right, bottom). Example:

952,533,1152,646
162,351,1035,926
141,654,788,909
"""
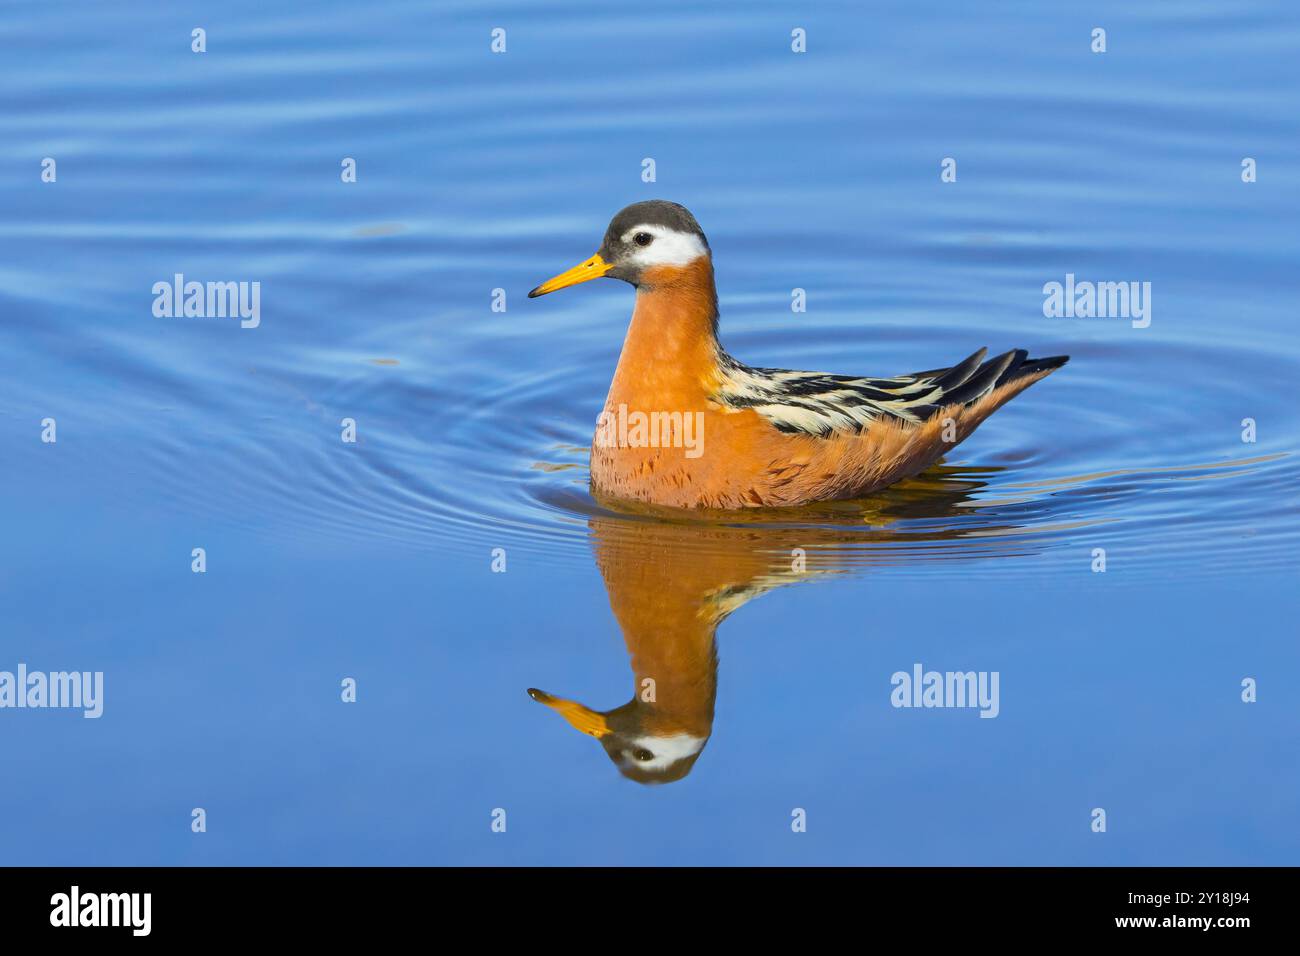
620,733,707,773
621,225,708,268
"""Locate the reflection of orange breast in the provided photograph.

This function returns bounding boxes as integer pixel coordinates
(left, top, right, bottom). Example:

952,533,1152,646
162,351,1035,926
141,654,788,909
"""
595,521,723,739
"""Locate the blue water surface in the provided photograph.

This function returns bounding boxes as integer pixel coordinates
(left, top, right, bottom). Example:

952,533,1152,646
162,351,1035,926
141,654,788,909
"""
1,0,1297,865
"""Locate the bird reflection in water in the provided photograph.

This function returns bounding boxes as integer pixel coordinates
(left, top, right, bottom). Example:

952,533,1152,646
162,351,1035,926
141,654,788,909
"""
529,464,1026,784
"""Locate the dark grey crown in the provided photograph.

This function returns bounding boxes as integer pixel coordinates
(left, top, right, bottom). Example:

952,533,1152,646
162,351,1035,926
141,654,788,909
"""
601,200,709,251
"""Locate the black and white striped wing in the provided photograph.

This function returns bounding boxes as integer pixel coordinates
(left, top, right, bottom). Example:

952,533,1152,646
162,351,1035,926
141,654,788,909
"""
716,348,1049,437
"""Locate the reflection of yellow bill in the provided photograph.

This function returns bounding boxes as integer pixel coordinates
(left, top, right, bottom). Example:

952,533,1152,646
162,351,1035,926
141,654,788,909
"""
527,688,609,737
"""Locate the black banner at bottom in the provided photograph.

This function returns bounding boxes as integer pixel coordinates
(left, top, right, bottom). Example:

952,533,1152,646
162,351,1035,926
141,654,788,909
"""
0,866,1278,940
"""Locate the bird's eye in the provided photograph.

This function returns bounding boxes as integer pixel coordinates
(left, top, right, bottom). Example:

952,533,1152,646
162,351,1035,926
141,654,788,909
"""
633,748,654,762
633,232,653,247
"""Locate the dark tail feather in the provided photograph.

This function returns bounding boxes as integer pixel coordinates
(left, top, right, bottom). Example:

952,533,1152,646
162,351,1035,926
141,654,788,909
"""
911,349,1068,422
997,353,1069,387
937,349,1021,407
926,347,988,391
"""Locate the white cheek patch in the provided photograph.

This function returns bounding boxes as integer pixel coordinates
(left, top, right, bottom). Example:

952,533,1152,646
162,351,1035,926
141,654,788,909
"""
619,733,708,774
620,224,708,268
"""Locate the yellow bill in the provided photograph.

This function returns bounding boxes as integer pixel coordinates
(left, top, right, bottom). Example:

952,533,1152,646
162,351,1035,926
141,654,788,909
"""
527,687,609,738
527,253,611,297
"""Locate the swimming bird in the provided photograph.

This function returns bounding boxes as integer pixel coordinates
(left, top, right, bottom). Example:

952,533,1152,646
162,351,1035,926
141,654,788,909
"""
529,200,1067,509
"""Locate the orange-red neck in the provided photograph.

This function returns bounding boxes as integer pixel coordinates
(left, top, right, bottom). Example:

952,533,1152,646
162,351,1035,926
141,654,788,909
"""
604,259,721,408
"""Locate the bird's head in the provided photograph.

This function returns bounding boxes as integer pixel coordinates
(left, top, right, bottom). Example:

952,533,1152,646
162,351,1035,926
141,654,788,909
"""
528,200,711,298
526,687,708,785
